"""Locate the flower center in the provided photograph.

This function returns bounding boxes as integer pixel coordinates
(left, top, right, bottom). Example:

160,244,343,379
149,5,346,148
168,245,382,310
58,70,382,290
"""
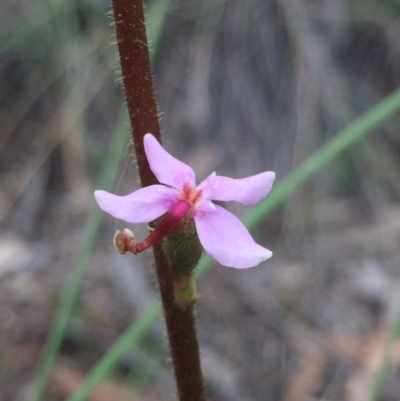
180,184,202,208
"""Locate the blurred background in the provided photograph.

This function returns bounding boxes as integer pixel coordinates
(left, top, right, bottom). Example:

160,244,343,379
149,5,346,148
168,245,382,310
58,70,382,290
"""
1,0,400,400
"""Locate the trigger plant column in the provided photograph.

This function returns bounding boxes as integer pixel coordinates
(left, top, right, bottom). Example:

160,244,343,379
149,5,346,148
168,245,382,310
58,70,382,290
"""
110,0,206,400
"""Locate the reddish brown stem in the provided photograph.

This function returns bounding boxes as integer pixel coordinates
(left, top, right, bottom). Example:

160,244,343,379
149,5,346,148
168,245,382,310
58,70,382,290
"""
111,0,159,185
111,1,205,400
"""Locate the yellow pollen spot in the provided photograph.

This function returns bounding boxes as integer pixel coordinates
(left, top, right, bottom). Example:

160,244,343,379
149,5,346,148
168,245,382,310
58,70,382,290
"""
180,185,202,208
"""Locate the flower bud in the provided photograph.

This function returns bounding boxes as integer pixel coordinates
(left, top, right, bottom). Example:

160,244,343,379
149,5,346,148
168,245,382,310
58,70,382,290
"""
113,228,136,254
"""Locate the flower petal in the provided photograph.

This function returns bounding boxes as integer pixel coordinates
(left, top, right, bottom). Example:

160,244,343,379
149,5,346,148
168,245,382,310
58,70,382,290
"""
199,171,275,205
94,185,178,223
194,205,272,268
144,134,196,188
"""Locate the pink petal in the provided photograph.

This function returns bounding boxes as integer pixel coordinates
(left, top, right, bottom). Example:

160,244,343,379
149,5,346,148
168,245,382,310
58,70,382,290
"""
199,171,275,205
194,205,272,268
94,185,178,223
144,134,196,188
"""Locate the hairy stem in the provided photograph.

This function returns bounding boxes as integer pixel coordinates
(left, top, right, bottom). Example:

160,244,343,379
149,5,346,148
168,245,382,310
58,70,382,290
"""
111,0,205,400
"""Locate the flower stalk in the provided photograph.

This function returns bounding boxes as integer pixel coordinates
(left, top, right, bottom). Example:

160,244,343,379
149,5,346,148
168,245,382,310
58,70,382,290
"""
111,0,206,400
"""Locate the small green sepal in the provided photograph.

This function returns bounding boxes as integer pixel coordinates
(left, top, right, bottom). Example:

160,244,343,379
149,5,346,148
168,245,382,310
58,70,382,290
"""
173,274,197,309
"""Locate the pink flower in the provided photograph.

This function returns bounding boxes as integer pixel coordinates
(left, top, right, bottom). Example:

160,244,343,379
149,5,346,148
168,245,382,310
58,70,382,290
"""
95,134,275,268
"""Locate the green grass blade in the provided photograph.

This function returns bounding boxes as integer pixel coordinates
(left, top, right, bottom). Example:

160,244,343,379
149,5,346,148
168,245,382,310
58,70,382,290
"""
367,308,400,401
67,302,162,401
67,88,400,400
145,0,173,57
243,87,400,228
28,114,129,401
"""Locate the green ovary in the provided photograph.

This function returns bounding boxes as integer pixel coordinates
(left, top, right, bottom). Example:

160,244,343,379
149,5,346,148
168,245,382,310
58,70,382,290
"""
162,220,203,275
